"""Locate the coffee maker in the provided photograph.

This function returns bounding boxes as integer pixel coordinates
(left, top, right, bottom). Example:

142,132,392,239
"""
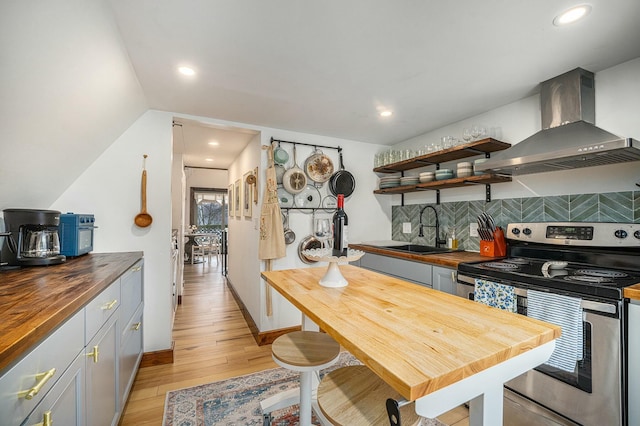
2,209,66,266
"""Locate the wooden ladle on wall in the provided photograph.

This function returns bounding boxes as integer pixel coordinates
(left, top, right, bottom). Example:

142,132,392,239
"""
134,155,153,228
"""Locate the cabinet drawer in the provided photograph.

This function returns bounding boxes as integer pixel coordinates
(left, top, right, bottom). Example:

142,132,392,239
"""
120,260,143,326
119,305,143,408
0,309,84,425
85,278,120,344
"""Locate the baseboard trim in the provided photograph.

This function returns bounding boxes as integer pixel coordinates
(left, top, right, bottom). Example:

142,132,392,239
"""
140,341,175,367
225,277,301,346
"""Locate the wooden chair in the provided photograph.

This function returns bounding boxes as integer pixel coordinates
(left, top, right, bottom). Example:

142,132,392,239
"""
317,365,421,426
261,331,341,426
191,235,220,264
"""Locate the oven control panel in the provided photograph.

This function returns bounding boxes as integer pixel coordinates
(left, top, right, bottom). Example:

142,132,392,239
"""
507,222,640,247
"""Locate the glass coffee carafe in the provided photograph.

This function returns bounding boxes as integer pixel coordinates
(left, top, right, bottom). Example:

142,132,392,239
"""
22,227,61,258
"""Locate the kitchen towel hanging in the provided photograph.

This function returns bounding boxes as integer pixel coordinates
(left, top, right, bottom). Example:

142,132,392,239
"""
474,278,517,312
527,290,583,372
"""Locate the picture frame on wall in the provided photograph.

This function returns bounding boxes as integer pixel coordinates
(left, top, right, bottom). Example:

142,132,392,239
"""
234,179,241,217
228,184,234,218
243,171,253,217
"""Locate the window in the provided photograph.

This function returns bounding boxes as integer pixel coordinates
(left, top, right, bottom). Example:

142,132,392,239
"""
190,187,228,231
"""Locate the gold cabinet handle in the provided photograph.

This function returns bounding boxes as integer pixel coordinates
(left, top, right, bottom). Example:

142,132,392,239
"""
132,266,142,272
101,299,118,310
131,322,141,331
86,345,99,363
31,410,52,426
18,368,56,400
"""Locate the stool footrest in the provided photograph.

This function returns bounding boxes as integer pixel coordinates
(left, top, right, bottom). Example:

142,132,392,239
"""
318,365,421,426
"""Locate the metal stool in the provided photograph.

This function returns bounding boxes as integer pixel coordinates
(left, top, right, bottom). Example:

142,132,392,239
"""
261,331,341,426
317,365,421,426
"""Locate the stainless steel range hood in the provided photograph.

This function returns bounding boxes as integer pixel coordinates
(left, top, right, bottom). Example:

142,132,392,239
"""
477,68,640,176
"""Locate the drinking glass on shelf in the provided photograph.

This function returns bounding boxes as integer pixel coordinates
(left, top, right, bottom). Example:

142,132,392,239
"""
463,128,472,144
471,125,486,141
314,218,332,251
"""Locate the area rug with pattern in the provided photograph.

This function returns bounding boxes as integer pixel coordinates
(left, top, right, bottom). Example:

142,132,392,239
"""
162,352,446,426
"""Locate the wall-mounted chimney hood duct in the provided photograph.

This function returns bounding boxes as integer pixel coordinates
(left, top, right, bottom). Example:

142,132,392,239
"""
477,68,640,176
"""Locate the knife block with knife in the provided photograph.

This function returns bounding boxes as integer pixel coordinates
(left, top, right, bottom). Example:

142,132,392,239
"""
477,213,507,257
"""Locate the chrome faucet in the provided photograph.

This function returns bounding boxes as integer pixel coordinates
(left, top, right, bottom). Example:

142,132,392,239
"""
418,205,446,248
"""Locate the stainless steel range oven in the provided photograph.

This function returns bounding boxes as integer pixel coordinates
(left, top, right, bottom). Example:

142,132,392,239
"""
457,222,640,426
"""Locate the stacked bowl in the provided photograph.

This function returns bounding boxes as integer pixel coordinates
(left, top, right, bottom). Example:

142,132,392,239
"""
435,169,454,181
473,158,488,175
457,162,473,178
400,176,419,186
379,176,401,189
419,171,435,183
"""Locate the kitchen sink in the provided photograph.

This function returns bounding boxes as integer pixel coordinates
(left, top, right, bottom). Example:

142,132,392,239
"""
380,244,455,254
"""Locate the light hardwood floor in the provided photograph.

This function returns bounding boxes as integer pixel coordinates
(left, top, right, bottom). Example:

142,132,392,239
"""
119,261,469,425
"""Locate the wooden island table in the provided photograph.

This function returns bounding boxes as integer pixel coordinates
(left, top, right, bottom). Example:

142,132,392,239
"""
262,265,561,426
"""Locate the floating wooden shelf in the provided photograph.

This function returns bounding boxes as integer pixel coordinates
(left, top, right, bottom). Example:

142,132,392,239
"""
372,138,512,203
373,138,511,174
373,174,512,195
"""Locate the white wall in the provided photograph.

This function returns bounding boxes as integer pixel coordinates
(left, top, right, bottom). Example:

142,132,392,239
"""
0,0,147,210
51,110,174,352
227,133,263,326
392,58,640,205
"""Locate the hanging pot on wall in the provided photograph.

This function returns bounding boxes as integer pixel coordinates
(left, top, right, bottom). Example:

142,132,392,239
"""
282,145,307,194
329,151,355,198
304,148,334,186
298,234,322,264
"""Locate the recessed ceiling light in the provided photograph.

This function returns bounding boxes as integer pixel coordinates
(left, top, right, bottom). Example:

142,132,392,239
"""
553,4,592,26
178,66,196,76
379,110,393,117
208,141,219,146
205,158,214,162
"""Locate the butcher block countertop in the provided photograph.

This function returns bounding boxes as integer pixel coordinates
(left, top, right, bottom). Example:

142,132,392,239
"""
625,283,640,301
349,243,498,268
0,252,143,373
262,265,561,401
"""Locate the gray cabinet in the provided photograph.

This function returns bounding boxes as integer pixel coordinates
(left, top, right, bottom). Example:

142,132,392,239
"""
432,265,456,295
358,253,457,294
359,252,433,287
629,301,640,426
0,259,144,426
21,351,85,426
118,260,144,410
86,311,119,426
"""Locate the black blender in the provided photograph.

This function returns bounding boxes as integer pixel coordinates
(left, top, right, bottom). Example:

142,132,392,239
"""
2,209,66,266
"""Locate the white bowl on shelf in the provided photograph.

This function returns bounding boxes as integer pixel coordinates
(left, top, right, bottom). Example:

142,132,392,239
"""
457,169,473,178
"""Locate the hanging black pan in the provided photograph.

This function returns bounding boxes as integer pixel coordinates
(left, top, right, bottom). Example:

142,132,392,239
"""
329,151,355,197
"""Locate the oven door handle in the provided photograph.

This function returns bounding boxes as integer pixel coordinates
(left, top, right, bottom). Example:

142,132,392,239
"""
581,300,616,314
457,273,616,314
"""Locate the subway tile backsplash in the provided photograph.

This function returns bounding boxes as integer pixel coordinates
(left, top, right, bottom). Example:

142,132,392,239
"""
392,190,640,252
